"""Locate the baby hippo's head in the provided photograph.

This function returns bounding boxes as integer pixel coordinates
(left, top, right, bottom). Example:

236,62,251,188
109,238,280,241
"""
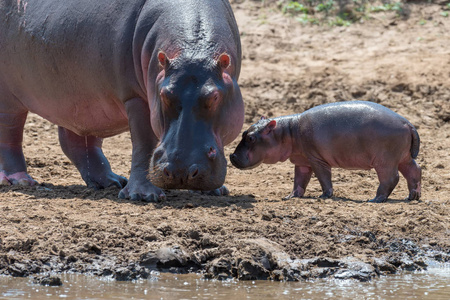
230,117,278,170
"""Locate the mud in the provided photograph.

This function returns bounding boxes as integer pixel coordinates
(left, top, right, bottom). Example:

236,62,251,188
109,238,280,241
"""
1,1,449,282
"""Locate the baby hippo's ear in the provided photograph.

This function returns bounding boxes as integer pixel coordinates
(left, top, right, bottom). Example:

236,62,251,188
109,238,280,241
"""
262,120,277,135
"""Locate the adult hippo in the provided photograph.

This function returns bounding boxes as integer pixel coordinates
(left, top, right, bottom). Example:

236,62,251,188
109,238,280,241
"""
0,0,244,201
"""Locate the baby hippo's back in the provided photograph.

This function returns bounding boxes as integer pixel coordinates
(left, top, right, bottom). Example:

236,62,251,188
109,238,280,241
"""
297,101,417,169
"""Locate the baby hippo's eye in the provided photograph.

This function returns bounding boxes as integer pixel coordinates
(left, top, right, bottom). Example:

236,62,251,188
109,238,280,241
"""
246,135,256,144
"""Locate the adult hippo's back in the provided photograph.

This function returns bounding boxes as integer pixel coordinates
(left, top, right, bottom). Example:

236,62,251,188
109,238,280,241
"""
0,0,244,201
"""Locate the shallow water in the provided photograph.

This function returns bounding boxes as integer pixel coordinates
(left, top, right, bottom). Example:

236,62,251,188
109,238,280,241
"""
1,265,449,300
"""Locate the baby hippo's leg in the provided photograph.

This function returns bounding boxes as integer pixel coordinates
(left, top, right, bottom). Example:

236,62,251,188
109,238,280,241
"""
309,160,333,198
58,127,128,189
370,166,399,203
398,159,421,200
284,166,312,199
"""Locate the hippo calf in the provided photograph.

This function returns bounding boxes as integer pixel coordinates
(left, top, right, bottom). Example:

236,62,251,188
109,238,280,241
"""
230,101,421,203
0,0,244,201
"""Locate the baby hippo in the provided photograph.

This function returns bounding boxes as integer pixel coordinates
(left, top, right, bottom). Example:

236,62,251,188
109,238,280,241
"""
230,101,421,203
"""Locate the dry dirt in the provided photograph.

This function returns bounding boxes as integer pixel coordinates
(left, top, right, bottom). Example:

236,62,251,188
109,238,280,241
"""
1,1,449,282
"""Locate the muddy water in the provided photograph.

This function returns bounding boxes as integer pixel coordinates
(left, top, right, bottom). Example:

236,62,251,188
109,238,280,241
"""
1,266,449,300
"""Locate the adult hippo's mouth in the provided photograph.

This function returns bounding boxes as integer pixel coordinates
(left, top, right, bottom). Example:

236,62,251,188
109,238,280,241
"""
149,140,227,191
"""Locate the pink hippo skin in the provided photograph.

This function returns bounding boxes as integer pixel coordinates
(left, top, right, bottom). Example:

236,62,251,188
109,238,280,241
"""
230,101,421,203
0,0,244,201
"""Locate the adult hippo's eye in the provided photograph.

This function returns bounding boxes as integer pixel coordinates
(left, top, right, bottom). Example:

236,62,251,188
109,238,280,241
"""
204,90,221,111
246,135,256,144
160,89,170,106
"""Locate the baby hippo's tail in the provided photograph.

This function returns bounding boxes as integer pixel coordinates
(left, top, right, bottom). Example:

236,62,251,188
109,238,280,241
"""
409,123,420,159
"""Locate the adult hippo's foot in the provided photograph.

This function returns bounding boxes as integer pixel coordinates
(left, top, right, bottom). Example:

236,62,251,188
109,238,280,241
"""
0,111,37,186
119,178,166,202
58,127,127,190
84,171,128,190
0,171,37,186
194,185,229,196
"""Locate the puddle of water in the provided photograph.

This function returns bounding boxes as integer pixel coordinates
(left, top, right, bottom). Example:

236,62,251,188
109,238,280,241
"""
1,266,449,300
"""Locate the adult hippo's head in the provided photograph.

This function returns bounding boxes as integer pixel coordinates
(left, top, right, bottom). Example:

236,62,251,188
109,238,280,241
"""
148,51,244,191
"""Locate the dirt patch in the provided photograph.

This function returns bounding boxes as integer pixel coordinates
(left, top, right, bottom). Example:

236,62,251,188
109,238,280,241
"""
1,1,449,282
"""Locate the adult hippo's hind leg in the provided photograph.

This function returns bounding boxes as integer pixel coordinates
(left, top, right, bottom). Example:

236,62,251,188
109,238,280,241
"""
0,111,37,186
58,127,128,189
118,98,165,202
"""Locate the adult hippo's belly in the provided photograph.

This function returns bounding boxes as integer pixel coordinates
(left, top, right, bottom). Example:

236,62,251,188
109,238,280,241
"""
0,0,244,201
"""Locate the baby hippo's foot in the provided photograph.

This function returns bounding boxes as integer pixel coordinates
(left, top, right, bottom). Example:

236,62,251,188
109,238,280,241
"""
82,171,128,190
283,186,305,200
319,188,333,199
368,195,388,203
209,185,229,196
405,189,421,201
0,171,37,186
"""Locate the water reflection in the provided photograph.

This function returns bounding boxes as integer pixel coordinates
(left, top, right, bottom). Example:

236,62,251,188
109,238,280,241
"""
1,265,449,300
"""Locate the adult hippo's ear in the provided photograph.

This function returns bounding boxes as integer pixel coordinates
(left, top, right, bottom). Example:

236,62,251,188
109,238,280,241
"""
158,51,171,69
217,53,233,85
262,120,277,135
217,52,231,70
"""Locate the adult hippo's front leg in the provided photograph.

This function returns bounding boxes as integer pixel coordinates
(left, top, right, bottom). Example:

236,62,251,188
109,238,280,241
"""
58,127,128,189
118,98,165,202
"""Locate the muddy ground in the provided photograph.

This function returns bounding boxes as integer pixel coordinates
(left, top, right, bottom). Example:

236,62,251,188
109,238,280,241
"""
1,1,449,282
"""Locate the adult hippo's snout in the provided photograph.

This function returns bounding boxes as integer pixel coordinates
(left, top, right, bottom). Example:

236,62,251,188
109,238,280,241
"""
149,141,227,191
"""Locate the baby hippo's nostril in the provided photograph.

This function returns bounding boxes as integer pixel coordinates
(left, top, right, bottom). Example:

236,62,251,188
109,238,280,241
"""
230,153,242,169
207,147,217,160
188,164,199,179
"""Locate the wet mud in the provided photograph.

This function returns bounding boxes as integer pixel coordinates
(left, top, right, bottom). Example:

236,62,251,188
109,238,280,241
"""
1,1,449,282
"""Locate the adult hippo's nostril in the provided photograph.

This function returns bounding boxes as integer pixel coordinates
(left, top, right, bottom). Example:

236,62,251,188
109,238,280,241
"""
163,167,173,179
188,164,199,179
207,147,217,160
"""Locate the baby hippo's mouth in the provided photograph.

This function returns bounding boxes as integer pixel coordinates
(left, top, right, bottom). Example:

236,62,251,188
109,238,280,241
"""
229,153,261,170
229,153,243,169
